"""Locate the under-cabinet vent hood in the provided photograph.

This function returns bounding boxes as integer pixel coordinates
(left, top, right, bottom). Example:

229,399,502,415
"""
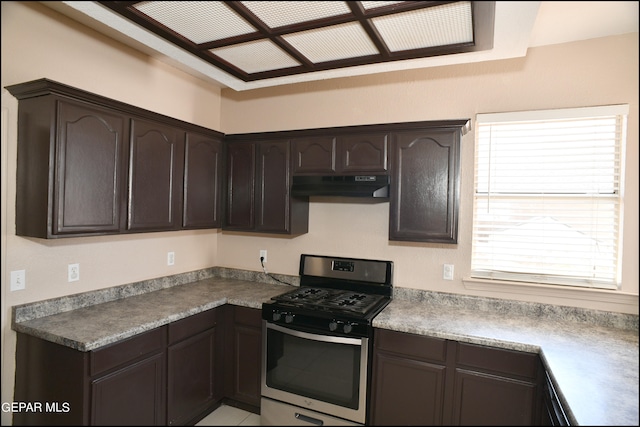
291,175,390,198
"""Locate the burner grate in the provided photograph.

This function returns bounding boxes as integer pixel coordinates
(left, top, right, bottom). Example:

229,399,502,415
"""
271,288,385,316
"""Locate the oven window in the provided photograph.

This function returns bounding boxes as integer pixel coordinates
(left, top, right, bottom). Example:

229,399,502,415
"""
265,327,362,409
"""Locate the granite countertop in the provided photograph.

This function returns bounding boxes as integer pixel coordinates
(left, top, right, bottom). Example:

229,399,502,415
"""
373,296,639,427
12,276,290,351
11,269,639,426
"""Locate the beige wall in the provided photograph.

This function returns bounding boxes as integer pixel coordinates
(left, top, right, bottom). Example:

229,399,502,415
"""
218,32,639,314
1,3,223,423
1,1,638,424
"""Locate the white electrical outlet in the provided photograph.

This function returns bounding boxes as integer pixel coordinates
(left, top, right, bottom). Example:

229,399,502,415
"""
68,264,80,282
168,251,175,266
443,264,454,280
260,250,267,263
11,270,26,291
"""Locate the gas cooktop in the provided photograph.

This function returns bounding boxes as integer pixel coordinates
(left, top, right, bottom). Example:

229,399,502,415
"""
271,287,387,316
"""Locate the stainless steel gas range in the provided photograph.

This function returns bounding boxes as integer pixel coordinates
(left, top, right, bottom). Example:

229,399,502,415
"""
261,254,393,426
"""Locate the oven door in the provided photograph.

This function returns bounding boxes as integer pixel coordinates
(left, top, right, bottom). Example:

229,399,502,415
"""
262,321,369,425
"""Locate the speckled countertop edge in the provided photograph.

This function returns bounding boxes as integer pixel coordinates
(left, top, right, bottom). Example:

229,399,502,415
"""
11,268,639,426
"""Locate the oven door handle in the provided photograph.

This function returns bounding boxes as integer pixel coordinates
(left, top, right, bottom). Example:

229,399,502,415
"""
295,412,324,426
266,321,364,346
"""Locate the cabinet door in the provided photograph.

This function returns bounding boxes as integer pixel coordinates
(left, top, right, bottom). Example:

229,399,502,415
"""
339,132,389,173
128,117,184,231
389,129,460,243
91,352,166,425
54,99,129,235
230,307,263,408
225,142,255,230
370,329,448,426
183,132,223,228
291,136,337,174
451,343,540,426
371,353,446,425
256,140,291,233
451,370,538,426
167,328,221,425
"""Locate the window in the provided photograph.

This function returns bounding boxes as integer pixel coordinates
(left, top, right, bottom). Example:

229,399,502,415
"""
472,105,628,289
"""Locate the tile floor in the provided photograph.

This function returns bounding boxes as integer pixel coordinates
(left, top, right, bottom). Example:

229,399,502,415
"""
195,404,261,426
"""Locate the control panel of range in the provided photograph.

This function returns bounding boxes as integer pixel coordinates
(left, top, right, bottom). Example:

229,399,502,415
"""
266,308,366,337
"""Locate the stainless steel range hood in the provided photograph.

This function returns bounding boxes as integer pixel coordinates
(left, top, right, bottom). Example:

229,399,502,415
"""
291,175,390,198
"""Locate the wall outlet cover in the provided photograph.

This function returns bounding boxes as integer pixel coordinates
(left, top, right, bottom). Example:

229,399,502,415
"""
68,264,80,282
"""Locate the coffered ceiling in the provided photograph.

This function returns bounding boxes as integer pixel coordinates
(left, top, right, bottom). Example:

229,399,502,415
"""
43,1,639,91
97,1,495,83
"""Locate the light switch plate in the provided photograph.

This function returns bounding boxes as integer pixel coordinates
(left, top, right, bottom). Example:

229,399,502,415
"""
11,270,26,291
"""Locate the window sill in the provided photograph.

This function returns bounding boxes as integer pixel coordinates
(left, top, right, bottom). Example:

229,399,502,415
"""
462,276,638,313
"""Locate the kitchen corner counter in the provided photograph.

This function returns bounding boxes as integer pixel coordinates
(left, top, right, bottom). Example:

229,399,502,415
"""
11,272,292,352
11,269,639,426
373,293,639,426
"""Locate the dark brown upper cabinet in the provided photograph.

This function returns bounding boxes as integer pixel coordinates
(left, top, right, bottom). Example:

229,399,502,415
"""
340,133,389,174
128,117,184,232
6,78,224,238
183,131,223,229
224,138,308,235
8,93,130,238
291,132,389,175
389,122,469,244
291,136,337,174
225,141,256,230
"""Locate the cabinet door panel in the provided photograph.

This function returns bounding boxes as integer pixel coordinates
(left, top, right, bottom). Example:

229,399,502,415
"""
226,143,255,229
452,369,537,426
183,132,223,228
167,328,220,425
390,129,460,243
292,136,337,174
55,100,128,235
339,133,388,173
233,324,262,406
91,353,166,425
371,353,446,425
128,118,184,231
256,140,290,232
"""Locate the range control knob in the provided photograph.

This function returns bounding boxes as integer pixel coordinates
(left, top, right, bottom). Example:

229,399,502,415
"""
272,312,282,322
329,321,338,332
285,314,295,324
343,323,353,334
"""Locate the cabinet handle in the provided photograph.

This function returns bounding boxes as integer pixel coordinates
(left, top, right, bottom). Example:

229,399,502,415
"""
295,412,324,425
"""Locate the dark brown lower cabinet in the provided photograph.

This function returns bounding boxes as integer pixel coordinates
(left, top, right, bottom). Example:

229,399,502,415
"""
452,341,541,425
370,329,544,426
13,326,167,426
91,352,166,425
12,307,229,426
370,329,450,425
167,308,224,425
224,305,263,411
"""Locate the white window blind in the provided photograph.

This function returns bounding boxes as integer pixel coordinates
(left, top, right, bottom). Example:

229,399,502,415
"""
472,105,628,289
